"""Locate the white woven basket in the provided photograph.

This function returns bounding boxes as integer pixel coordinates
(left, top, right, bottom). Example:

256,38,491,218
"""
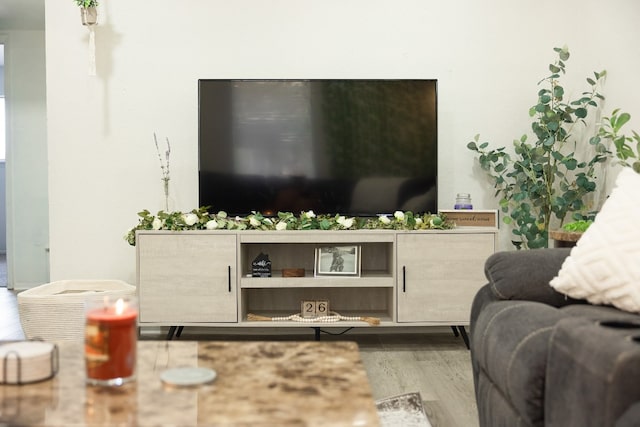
18,280,136,341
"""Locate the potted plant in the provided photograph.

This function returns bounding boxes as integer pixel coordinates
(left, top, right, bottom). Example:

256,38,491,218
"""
595,108,640,173
73,0,99,26
549,219,592,247
467,46,610,249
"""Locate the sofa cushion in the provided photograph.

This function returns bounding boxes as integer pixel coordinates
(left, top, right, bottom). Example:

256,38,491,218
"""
560,304,640,323
476,369,531,427
550,168,640,313
545,316,640,427
484,248,575,307
472,300,570,426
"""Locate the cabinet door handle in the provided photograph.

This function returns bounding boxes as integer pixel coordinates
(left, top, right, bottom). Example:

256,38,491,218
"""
402,266,406,292
228,265,232,292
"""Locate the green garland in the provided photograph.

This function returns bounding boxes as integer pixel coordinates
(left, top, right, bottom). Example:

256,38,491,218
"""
124,207,454,246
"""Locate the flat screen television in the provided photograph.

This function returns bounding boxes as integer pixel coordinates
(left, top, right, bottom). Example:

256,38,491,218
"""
198,79,437,217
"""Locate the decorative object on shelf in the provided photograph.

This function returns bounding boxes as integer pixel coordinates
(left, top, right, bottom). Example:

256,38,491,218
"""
251,252,271,277
0,341,59,385
282,268,305,277
315,245,361,277
467,46,611,249
153,133,172,212
73,0,99,75
124,208,454,246
454,193,473,210
301,299,329,318
439,210,498,228
247,311,380,326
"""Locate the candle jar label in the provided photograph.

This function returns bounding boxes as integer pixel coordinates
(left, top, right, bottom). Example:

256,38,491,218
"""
85,323,111,366
85,295,138,386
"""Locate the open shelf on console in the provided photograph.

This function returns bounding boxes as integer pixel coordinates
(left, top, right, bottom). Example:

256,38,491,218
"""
241,241,394,279
241,287,394,323
241,309,394,327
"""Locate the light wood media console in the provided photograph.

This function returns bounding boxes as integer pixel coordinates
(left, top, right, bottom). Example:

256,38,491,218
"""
136,228,498,341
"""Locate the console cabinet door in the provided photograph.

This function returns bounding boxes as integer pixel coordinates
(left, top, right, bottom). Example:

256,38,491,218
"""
138,233,237,323
396,233,494,323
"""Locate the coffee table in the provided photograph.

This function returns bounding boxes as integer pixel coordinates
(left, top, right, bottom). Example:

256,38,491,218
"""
0,340,380,426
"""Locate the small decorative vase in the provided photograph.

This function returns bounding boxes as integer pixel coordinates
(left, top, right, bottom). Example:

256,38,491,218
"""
80,7,98,26
160,180,175,212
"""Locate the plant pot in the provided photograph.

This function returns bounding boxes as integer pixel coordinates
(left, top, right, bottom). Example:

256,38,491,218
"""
80,7,97,26
549,230,583,248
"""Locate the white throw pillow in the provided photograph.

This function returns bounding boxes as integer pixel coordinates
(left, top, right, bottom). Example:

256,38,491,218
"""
550,168,640,313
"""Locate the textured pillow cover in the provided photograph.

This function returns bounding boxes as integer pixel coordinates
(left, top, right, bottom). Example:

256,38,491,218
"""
550,168,640,313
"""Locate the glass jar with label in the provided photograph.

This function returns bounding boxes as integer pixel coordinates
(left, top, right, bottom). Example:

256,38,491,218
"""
454,193,473,210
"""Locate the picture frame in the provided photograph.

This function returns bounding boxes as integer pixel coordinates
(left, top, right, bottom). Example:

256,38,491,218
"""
314,245,361,277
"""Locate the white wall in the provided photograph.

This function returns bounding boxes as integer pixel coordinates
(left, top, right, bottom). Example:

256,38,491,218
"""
44,0,640,284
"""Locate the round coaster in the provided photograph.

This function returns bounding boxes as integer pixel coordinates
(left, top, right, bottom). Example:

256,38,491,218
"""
160,367,217,386
0,341,58,384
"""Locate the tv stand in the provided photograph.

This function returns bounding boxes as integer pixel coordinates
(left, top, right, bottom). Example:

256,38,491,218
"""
136,229,497,340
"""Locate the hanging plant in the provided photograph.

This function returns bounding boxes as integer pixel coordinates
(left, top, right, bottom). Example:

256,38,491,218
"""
73,0,99,7
73,0,98,26
73,0,98,75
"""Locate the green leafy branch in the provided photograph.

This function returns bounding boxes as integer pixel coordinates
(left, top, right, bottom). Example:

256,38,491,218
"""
467,46,609,249
594,108,640,173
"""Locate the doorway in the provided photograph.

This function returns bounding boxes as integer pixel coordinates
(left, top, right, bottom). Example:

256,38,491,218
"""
0,43,6,287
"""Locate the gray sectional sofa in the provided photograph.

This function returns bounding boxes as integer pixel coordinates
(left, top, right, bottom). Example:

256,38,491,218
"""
470,248,640,427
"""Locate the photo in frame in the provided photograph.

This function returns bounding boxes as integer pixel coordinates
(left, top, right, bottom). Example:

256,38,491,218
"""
314,245,361,277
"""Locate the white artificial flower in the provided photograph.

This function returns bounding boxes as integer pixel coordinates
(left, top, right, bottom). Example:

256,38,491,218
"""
394,211,405,221
249,217,261,227
205,219,218,230
305,210,316,218
217,211,228,218
379,215,391,225
183,213,198,226
337,216,355,229
276,221,288,231
152,217,162,230
415,217,423,225
263,217,273,226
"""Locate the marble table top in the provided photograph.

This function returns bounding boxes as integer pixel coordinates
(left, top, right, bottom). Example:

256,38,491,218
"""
0,340,380,426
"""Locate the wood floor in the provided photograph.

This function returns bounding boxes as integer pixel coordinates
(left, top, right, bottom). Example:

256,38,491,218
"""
0,287,479,426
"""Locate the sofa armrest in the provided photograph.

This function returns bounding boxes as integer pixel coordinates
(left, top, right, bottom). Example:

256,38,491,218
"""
485,248,583,307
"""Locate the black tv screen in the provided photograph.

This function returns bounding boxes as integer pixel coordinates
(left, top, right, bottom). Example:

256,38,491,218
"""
198,79,437,216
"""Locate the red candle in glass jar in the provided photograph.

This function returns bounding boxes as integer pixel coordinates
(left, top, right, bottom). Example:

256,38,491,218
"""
85,297,138,386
